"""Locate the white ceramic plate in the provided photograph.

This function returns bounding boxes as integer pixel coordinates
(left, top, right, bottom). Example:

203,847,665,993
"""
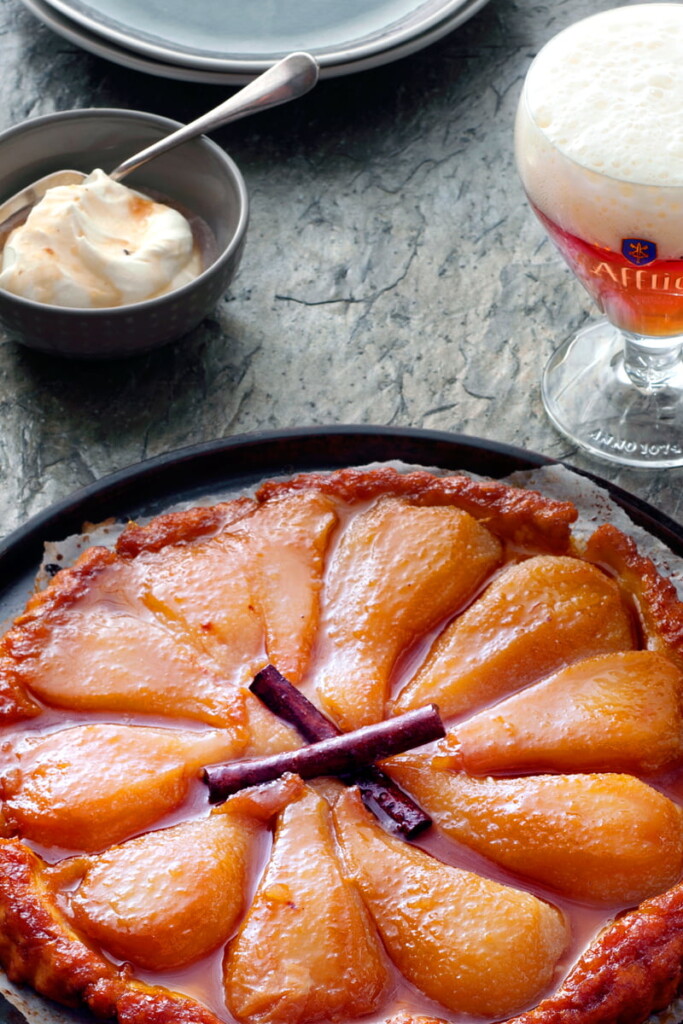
28,0,490,78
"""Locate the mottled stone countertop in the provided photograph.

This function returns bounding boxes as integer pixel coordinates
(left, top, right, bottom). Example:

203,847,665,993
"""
0,0,682,546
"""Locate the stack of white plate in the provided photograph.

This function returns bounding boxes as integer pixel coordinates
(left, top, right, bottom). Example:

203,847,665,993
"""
20,0,491,82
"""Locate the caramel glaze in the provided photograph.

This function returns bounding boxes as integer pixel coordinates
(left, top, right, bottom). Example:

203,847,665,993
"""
0,467,682,1024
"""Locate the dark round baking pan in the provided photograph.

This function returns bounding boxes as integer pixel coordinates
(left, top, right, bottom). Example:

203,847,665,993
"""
1,425,681,625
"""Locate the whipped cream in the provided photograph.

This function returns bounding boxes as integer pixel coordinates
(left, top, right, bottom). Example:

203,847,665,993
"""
0,169,203,308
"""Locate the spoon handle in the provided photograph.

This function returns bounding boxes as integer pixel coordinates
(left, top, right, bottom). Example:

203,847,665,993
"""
110,51,319,182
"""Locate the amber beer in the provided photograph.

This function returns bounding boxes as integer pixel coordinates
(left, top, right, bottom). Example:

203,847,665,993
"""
516,4,683,340
532,206,683,338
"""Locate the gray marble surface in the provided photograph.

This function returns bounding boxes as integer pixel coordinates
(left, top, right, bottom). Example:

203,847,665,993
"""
0,0,682,543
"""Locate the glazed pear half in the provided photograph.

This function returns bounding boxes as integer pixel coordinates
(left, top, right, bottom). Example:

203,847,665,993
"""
394,555,634,719
0,723,239,851
315,498,502,731
388,755,683,904
224,786,390,1024
333,789,568,1018
66,778,303,971
439,650,683,775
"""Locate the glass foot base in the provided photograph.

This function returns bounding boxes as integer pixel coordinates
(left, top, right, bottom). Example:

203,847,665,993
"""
542,318,683,469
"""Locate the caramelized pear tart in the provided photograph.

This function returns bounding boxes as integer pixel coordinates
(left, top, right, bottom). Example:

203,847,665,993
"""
1,466,683,1024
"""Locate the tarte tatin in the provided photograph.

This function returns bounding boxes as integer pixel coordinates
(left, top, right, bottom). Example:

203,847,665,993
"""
1,465,683,1024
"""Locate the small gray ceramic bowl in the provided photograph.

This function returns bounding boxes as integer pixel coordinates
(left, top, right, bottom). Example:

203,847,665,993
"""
0,108,248,359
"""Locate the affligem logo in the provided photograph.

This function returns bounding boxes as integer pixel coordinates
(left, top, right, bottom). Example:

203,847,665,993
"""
622,238,658,265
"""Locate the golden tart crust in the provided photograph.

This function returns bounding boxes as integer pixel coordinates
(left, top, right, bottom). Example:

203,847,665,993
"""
0,466,682,1024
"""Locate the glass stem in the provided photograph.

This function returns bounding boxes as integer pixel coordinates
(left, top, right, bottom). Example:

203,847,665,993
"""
622,331,683,390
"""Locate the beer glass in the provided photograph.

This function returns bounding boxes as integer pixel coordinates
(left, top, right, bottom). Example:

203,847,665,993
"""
516,3,683,468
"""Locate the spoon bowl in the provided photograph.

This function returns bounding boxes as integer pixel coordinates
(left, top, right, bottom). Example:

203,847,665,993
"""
0,51,319,356
0,107,250,357
0,51,318,230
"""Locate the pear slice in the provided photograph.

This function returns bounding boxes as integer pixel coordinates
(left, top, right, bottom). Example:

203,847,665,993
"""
133,535,265,683
136,490,337,686
233,491,338,684
68,778,302,970
333,789,568,1019
388,755,683,904
0,838,229,1024
224,787,390,1024
71,814,255,970
394,555,634,719
440,650,683,775
16,602,250,728
315,498,502,731
1,724,239,851
3,544,255,727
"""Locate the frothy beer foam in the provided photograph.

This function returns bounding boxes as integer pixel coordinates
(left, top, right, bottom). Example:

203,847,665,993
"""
516,4,683,259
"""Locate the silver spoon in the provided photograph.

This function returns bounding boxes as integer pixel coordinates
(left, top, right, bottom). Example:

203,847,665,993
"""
0,51,318,229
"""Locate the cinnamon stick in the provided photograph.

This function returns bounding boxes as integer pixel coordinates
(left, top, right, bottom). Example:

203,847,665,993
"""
250,665,338,742
250,665,432,838
203,703,444,804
